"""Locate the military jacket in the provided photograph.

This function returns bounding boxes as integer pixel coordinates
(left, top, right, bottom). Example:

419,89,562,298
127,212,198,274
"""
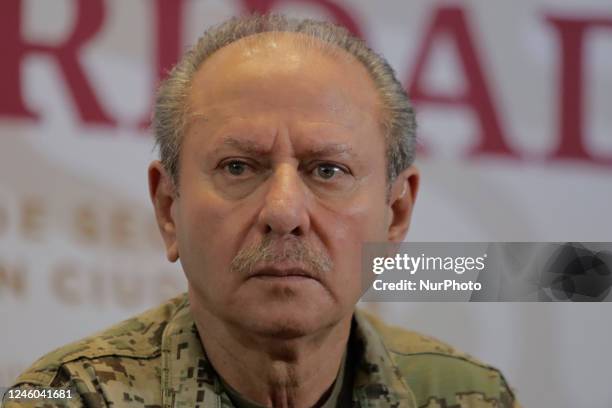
3,294,520,407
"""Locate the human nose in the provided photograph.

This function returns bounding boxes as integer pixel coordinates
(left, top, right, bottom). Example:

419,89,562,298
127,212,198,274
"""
257,164,310,237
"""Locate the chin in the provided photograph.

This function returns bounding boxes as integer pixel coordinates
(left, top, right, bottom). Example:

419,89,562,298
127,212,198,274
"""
235,300,341,340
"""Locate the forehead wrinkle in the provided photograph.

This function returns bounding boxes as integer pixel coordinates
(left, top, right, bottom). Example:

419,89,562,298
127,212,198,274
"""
189,33,384,137
187,113,208,128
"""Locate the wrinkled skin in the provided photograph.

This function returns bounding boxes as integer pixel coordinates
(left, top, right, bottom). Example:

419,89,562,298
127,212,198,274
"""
149,32,419,407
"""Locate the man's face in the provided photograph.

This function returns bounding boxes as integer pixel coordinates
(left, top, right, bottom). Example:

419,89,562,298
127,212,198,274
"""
153,34,416,338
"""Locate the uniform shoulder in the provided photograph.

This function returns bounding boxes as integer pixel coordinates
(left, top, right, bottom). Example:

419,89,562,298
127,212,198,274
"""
13,294,188,387
357,310,518,407
358,309,474,357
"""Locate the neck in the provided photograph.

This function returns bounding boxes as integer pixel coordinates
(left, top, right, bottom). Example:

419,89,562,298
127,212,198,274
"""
189,296,352,407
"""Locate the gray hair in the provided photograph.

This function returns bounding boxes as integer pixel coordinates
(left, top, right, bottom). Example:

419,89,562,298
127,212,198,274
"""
153,13,416,188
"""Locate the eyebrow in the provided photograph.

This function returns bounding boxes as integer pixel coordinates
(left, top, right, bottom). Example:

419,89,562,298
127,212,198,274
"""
299,143,355,159
212,137,357,160
213,137,270,157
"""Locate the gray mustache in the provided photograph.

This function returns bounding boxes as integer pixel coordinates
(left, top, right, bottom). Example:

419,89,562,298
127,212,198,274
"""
230,236,333,279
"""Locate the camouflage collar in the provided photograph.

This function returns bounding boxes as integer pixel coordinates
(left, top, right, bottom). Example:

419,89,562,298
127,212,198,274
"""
160,296,416,407
160,297,224,407
352,311,417,407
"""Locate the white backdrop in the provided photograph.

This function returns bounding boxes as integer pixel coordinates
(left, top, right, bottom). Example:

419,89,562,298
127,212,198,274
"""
1,1,611,407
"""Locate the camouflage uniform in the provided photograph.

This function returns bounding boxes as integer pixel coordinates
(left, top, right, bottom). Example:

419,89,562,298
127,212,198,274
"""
3,294,520,407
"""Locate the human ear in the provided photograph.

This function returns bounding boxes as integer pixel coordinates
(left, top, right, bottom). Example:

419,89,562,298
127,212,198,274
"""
386,165,419,242
148,161,179,262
